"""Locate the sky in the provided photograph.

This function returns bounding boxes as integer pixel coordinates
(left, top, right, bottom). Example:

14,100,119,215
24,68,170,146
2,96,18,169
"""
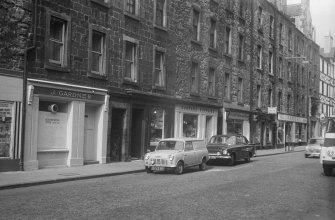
288,0,335,48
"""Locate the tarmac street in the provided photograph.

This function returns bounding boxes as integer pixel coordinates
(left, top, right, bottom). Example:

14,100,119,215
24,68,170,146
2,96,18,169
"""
1,150,334,220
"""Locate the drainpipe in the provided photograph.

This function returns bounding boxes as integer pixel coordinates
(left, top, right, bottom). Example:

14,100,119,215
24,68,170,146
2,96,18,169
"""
20,0,37,171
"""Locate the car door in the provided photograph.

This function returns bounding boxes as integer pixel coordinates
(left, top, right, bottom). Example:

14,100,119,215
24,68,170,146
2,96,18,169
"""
240,136,250,158
235,136,244,160
184,141,196,166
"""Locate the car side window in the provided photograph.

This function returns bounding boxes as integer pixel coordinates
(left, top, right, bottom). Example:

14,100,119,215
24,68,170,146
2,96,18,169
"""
236,136,242,145
226,136,236,145
185,141,194,151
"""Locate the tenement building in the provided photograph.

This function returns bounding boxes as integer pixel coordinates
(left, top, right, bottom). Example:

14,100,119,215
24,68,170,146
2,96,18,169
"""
1,0,321,171
319,33,335,136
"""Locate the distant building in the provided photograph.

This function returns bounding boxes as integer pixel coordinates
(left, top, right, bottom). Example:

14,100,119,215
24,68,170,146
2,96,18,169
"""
319,34,335,136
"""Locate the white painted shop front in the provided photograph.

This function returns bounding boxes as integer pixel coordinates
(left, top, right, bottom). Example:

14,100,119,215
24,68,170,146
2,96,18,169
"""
24,79,109,170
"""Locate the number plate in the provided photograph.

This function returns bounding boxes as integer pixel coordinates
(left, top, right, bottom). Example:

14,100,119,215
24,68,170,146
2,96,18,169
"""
151,166,165,171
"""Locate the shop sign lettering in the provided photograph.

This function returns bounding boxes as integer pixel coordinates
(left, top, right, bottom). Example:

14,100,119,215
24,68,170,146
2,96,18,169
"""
277,113,307,123
180,105,215,114
34,86,105,101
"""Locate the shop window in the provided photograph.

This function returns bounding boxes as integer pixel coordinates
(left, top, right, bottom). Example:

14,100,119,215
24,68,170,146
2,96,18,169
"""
150,108,165,144
227,119,243,135
183,114,198,137
0,102,13,158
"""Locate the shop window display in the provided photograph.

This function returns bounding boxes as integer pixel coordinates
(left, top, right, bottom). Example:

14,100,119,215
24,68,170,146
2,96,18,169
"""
150,108,164,145
227,119,243,136
0,102,13,158
183,114,198,137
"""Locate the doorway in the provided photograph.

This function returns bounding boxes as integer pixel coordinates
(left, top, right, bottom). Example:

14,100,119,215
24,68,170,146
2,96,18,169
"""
110,108,125,162
84,106,98,163
130,108,144,160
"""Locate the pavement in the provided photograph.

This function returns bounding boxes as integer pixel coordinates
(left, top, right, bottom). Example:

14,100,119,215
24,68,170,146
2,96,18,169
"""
0,146,306,190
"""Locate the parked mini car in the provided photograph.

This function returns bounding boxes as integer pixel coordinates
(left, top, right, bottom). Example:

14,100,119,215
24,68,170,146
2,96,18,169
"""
206,135,256,165
144,138,208,174
305,137,324,158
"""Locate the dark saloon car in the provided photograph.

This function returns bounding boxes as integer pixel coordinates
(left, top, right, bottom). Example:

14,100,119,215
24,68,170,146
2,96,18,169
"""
206,135,256,165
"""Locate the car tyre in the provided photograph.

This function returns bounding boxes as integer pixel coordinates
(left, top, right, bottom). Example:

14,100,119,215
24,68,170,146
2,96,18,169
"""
323,165,333,176
175,161,184,175
305,154,308,158
199,158,206,171
228,154,235,166
244,156,250,163
145,166,153,173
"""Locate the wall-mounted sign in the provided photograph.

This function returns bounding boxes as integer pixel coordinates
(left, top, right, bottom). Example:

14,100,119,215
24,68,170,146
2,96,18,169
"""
267,107,277,114
0,103,12,118
277,113,307,123
34,86,105,101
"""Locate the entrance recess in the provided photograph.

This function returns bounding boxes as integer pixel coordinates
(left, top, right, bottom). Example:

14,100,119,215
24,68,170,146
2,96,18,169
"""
110,108,125,161
130,108,144,160
84,106,98,164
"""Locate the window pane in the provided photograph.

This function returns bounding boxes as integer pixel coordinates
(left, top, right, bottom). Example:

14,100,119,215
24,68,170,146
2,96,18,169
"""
125,61,132,78
127,0,136,14
156,0,164,26
125,42,134,61
49,40,62,62
50,17,64,41
92,31,103,53
91,52,101,72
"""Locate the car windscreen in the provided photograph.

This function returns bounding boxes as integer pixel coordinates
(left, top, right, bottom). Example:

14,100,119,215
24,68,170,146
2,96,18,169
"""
156,141,184,151
309,139,324,144
209,136,226,144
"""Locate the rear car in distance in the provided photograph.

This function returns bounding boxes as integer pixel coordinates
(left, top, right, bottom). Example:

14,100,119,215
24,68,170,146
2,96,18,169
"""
144,138,208,174
305,137,324,158
206,134,256,166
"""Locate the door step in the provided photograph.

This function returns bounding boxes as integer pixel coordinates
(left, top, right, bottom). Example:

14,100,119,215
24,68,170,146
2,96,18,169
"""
84,160,99,165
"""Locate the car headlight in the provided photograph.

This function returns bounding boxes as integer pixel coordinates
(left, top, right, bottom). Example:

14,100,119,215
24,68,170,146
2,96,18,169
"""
327,150,334,156
222,149,227,155
169,154,174,161
144,154,150,160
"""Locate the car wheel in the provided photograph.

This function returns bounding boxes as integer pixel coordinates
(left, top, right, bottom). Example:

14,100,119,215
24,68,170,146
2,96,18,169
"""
323,165,333,176
244,156,250,163
305,154,308,158
175,161,184,175
199,158,206,171
145,166,153,173
228,154,235,166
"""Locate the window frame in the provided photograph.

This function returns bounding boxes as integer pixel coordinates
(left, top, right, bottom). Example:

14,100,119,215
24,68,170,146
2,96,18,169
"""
257,85,262,108
209,18,217,49
153,46,166,89
192,7,201,42
269,51,273,75
238,34,244,61
225,27,232,54
123,35,139,84
154,0,167,29
257,45,263,69
224,73,231,101
237,77,243,103
45,9,71,71
208,67,216,97
88,24,108,78
190,61,200,95
269,15,274,38
124,0,140,17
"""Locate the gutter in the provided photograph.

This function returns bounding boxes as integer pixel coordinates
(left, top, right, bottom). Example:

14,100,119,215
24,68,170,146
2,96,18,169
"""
20,0,37,171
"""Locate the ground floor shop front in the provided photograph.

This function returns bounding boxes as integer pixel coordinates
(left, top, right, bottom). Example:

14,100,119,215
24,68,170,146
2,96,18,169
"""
0,71,23,172
24,79,108,170
108,91,220,162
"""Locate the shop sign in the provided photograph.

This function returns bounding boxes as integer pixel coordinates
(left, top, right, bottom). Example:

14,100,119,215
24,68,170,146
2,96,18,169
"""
34,86,105,101
180,105,215,114
0,103,12,118
277,113,307,123
267,107,277,114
